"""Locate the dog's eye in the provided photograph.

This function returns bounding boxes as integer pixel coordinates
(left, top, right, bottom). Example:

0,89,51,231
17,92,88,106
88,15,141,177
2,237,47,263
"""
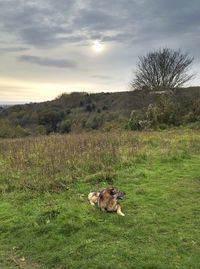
111,189,117,195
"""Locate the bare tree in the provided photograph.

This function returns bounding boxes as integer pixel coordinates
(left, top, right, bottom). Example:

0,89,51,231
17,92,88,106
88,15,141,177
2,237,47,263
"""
131,48,194,91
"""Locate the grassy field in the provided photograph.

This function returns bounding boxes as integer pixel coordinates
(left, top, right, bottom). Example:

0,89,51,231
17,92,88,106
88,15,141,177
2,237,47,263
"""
0,130,200,269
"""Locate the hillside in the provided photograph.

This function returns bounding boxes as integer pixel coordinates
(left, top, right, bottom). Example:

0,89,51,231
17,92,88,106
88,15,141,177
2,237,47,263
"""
0,87,200,137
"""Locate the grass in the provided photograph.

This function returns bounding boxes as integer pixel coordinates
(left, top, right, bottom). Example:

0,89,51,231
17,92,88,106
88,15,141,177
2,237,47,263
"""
0,130,200,268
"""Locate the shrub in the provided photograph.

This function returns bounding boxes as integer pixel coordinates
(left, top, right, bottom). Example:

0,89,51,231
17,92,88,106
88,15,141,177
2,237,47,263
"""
58,119,72,133
0,119,29,138
128,111,146,130
84,115,103,130
146,95,181,127
85,104,96,112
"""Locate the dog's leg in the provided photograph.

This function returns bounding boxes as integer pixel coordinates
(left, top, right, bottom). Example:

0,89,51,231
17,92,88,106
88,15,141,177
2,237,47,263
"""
117,205,125,216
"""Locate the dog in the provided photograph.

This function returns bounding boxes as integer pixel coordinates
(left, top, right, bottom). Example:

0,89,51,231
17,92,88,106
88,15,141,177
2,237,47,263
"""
88,187,125,216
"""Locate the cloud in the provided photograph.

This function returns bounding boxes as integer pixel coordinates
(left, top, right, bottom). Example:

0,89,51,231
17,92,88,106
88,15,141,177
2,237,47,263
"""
0,0,199,49
92,75,113,80
0,0,75,47
73,9,122,31
0,0,199,102
0,47,29,53
0,85,33,93
18,55,78,69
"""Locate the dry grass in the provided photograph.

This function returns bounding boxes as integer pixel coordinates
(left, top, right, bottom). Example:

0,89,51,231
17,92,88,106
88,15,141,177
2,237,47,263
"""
0,129,199,193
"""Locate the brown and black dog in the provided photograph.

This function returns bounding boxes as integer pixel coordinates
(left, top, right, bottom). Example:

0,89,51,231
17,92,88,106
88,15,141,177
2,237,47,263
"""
88,187,125,216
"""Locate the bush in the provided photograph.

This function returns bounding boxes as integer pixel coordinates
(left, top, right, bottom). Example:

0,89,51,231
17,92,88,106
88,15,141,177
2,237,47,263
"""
0,119,29,138
58,119,72,133
85,103,96,112
0,119,13,138
84,115,103,130
146,95,181,127
186,121,200,130
145,104,159,127
128,93,200,131
34,125,47,135
128,111,146,130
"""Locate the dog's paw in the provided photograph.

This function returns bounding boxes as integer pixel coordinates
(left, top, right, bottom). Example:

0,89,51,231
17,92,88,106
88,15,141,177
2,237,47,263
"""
118,212,125,216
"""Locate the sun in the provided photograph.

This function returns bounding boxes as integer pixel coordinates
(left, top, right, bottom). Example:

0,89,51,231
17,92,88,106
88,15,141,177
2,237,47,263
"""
92,40,105,53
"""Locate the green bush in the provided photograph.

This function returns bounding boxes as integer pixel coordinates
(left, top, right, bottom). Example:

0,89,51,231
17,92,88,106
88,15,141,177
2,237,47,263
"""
58,119,72,133
84,115,103,130
128,94,200,131
0,119,29,138
128,111,146,130
146,95,181,127
0,119,13,138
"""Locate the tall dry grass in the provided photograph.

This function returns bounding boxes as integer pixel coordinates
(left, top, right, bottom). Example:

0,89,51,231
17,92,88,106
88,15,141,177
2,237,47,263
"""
0,130,199,192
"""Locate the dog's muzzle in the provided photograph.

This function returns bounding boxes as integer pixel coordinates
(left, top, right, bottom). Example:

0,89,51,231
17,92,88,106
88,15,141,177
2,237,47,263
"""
117,191,125,200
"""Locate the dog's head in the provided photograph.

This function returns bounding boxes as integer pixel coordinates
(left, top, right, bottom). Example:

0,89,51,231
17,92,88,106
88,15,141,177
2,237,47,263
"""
110,187,125,200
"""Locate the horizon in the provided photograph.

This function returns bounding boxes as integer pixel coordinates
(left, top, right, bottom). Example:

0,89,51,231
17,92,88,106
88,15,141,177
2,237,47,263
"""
0,88,131,105
0,0,200,103
1,86,200,107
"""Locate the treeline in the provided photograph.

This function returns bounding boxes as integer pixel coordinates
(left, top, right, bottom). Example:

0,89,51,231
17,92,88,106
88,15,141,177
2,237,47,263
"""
0,92,118,137
0,87,200,138
128,93,200,130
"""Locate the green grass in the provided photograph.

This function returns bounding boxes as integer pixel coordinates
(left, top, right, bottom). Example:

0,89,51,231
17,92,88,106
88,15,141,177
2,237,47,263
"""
0,130,200,268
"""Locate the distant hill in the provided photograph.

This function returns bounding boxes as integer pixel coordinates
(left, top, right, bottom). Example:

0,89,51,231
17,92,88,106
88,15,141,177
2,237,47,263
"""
0,87,200,137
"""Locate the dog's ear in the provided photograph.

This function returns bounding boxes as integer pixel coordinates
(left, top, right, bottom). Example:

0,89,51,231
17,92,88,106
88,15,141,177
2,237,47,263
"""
110,188,117,195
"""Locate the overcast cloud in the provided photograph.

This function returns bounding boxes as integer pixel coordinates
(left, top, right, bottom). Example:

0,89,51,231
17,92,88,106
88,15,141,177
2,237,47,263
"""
18,55,78,68
0,0,199,103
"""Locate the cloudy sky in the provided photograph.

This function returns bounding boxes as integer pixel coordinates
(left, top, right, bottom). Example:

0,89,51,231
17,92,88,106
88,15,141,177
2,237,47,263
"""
0,0,200,104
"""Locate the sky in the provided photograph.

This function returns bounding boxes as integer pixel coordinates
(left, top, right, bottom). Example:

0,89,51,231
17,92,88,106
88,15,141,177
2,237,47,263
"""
0,0,200,104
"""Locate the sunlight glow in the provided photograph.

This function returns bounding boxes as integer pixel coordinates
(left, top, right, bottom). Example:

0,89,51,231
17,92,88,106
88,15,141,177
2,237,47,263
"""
92,40,105,53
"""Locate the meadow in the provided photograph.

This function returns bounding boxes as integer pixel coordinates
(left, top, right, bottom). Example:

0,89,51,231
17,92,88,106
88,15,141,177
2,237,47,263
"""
0,129,200,269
